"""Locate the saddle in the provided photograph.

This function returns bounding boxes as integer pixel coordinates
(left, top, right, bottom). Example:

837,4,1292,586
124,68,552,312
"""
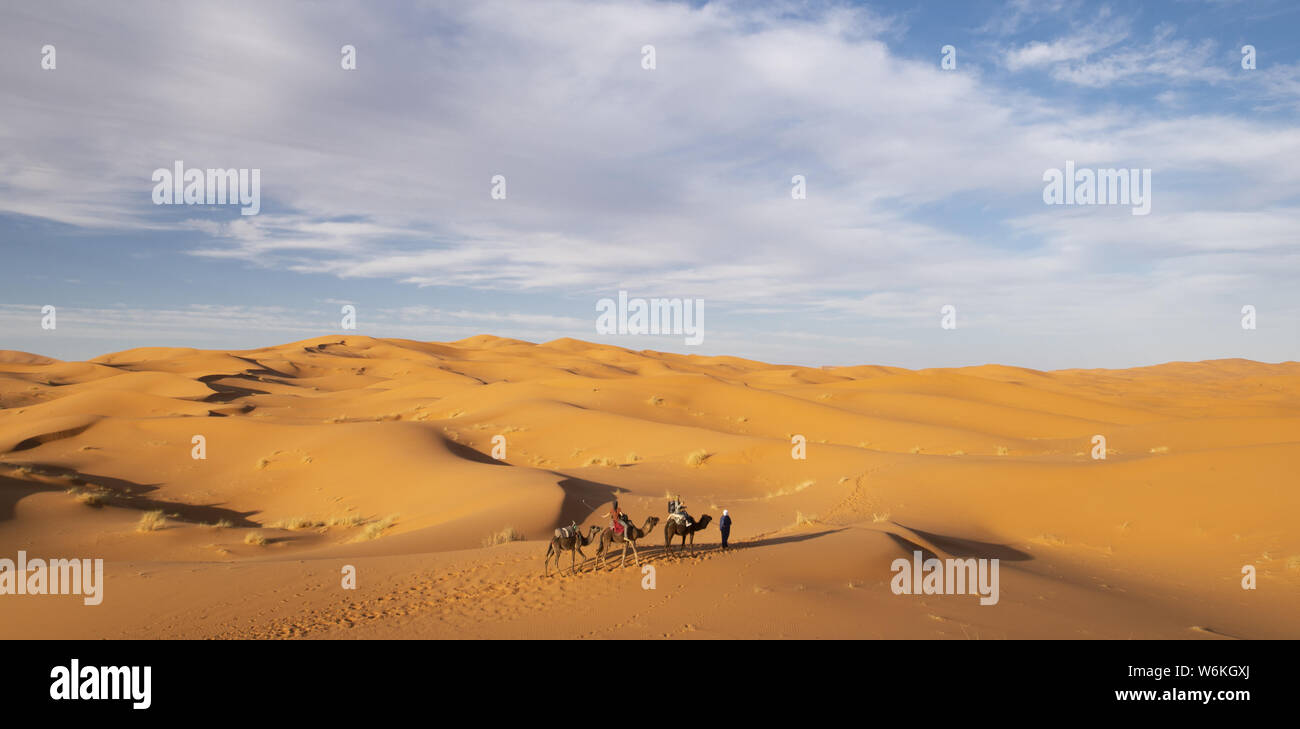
611,515,631,536
556,525,578,540
668,500,694,527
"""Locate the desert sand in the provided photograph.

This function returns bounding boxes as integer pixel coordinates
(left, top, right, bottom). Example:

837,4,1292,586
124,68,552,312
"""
0,335,1296,639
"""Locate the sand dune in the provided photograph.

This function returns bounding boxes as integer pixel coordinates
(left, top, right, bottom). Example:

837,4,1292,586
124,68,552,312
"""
1,335,1296,639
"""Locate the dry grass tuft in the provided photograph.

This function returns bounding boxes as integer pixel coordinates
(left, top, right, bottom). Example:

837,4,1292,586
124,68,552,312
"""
685,449,711,467
357,514,398,541
67,486,107,507
482,526,525,547
136,510,166,532
274,516,325,530
78,492,105,507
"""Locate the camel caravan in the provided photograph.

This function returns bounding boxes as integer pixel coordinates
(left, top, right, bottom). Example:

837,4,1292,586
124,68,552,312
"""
543,495,717,576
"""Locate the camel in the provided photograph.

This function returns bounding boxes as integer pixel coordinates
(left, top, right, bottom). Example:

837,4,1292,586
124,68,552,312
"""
595,515,660,569
544,525,603,576
664,514,712,555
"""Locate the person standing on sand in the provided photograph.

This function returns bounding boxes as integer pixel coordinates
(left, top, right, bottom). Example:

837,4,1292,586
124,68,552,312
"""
719,509,732,549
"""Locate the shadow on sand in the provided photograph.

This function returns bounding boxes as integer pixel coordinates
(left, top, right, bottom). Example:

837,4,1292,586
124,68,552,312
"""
548,526,847,575
0,463,260,527
888,522,1033,562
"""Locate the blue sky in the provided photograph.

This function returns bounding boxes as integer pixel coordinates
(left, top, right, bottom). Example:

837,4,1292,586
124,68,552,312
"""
2,0,1298,368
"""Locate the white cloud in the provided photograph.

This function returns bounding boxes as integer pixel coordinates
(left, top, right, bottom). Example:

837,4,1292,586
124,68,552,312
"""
1,0,1298,368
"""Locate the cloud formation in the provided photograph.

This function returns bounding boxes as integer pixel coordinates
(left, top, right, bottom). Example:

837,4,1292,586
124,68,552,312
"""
1,0,1297,368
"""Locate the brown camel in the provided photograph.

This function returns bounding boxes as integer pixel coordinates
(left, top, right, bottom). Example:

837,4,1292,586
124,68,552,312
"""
595,515,660,569
664,514,712,555
544,525,602,576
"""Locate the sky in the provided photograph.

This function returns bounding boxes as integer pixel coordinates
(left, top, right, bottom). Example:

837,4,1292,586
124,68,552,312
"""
1,0,1298,369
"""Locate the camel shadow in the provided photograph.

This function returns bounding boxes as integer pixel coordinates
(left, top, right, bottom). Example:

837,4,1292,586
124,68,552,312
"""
731,529,846,550
582,528,847,571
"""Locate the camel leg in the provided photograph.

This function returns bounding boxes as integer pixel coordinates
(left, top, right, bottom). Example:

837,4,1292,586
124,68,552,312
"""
544,543,553,576
575,547,589,572
630,539,640,566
